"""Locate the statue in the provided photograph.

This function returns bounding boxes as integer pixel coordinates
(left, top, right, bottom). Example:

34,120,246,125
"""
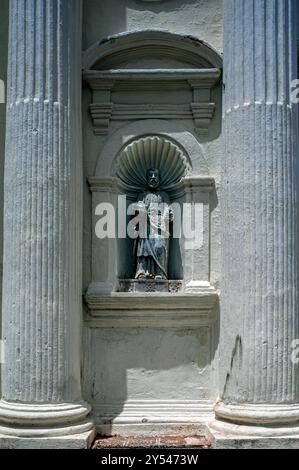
133,168,173,280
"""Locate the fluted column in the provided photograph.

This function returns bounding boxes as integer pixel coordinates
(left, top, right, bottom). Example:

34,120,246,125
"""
0,0,94,448
209,0,299,444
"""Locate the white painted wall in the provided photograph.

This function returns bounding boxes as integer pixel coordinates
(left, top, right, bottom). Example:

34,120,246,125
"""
83,0,223,53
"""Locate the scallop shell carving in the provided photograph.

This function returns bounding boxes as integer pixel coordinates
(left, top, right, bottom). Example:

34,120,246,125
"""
115,136,191,193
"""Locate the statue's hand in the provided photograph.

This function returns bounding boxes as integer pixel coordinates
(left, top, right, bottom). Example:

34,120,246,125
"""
163,209,174,222
136,201,146,213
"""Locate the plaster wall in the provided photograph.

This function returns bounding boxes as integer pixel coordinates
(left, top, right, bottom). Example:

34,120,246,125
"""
83,0,223,53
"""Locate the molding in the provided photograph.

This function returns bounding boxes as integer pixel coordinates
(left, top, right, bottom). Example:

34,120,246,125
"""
182,175,215,193
88,176,120,193
191,103,216,134
112,104,192,119
89,103,216,135
84,285,218,328
214,402,299,426
89,103,113,135
117,279,184,293
93,400,214,437
0,401,94,438
84,68,221,83
84,69,220,136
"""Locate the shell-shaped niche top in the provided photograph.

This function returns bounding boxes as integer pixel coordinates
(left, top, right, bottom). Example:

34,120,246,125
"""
115,136,191,195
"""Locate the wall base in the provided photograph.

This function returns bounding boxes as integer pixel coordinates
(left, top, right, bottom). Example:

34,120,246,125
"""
93,401,214,438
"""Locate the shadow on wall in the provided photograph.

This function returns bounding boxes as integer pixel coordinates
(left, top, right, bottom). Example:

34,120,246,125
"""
82,302,220,436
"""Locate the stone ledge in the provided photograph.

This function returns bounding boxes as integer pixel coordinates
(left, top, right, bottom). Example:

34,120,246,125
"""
84,285,218,327
117,279,184,293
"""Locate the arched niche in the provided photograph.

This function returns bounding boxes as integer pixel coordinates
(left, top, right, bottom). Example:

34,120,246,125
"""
114,135,191,198
88,121,215,295
91,119,209,178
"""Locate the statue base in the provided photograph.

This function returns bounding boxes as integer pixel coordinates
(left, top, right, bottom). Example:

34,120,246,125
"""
117,279,183,293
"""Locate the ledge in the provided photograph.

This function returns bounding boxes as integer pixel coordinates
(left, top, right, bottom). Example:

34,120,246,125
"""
84,68,221,85
84,284,218,328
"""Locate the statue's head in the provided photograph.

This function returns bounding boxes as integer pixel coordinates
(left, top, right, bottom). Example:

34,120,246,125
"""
146,168,160,189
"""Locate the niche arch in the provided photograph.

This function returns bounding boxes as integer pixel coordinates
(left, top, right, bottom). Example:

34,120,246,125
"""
88,120,215,289
92,119,210,179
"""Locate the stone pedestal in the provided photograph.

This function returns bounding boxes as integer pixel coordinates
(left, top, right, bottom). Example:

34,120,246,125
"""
117,279,183,293
208,0,299,448
0,0,94,448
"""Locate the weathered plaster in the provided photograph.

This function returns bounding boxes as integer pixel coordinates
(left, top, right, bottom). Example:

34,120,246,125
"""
83,0,223,53
83,326,218,435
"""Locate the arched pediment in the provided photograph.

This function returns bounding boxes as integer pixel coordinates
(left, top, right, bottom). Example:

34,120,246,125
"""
83,31,222,136
82,30,222,70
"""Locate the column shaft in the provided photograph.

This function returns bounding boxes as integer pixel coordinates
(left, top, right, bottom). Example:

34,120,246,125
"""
0,0,94,445
216,0,299,426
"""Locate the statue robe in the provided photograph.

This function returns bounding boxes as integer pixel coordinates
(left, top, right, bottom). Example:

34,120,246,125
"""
134,190,172,279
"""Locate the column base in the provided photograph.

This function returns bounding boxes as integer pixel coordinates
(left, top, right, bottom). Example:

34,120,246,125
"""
207,420,299,449
0,400,95,449
207,402,299,449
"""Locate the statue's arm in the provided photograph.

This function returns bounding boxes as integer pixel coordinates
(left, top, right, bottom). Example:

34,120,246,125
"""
161,192,174,222
133,193,147,234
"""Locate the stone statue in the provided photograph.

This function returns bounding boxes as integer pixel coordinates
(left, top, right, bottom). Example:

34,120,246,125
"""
133,168,173,280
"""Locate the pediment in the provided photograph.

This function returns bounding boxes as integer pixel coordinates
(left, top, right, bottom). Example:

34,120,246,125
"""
83,30,222,71
83,30,222,137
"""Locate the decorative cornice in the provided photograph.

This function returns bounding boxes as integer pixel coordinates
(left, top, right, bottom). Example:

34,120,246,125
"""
84,69,220,136
89,103,216,136
84,68,221,83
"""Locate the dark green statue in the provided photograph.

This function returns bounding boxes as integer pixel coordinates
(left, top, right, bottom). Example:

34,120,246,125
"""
134,168,173,280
